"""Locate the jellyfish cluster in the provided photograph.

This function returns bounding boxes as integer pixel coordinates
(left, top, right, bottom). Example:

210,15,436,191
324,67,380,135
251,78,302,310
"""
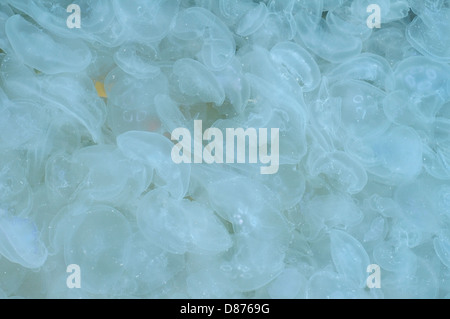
0,0,450,298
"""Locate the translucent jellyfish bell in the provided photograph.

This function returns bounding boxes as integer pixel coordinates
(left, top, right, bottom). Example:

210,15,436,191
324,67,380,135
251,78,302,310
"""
212,57,250,114
373,240,417,272
39,74,107,143
293,0,323,26
105,67,168,135
381,258,438,298
0,100,48,150
154,94,188,133
203,175,290,257
0,209,47,269
121,232,184,295
395,180,439,233
0,5,13,54
303,194,363,235
326,2,372,40
247,10,297,48
329,80,389,139
63,205,132,295
172,7,236,70
240,46,289,92
270,41,321,92
407,0,444,15
326,53,395,91
226,232,286,291
113,0,180,42
45,153,85,205
434,230,450,268
117,131,191,199
406,9,450,63
5,15,91,74
0,152,32,217
363,26,415,66
295,9,362,63
330,230,370,288
7,0,125,47
171,58,225,106
70,145,151,205
306,150,368,194
245,74,308,164
216,0,256,26
365,126,423,184
394,56,450,121
423,118,450,180
382,90,418,126
0,54,41,100
114,42,161,80
236,2,268,37
261,164,306,210
384,0,410,22
137,189,232,255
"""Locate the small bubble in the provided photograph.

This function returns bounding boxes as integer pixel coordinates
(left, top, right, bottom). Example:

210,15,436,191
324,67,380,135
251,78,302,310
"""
353,95,364,103
233,214,244,225
220,264,232,272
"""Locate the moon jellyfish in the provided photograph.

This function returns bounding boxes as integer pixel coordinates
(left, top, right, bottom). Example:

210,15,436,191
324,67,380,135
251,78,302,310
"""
0,210,47,269
63,206,132,295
